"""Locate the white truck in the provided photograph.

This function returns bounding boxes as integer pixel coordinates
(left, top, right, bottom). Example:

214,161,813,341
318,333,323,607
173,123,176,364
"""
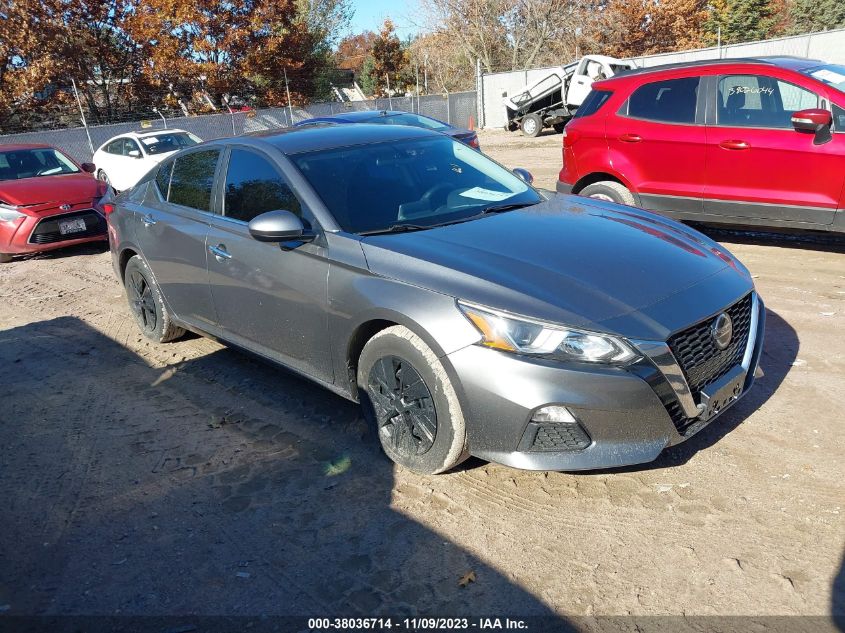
503,55,635,137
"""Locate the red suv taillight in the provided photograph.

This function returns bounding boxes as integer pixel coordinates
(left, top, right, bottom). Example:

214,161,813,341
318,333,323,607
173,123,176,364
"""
102,203,115,216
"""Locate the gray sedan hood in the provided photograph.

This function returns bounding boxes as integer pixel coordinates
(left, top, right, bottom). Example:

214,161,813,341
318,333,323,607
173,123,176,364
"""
361,196,754,339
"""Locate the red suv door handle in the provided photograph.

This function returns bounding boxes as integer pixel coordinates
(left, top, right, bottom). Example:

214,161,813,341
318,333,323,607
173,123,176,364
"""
719,140,750,150
619,133,642,143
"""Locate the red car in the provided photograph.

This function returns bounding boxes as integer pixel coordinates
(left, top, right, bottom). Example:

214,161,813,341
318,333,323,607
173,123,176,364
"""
0,144,109,262
557,57,845,233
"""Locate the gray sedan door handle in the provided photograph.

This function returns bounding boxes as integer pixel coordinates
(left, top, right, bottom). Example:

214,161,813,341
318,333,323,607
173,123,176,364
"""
141,214,157,227
208,244,232,261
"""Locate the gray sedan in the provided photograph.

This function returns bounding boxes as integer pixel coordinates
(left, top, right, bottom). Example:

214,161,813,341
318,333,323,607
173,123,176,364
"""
107,124,764,474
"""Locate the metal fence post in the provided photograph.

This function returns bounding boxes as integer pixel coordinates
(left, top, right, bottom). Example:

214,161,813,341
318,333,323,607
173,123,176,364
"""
476,58,484,129
284,68,294,126
71,79,94,156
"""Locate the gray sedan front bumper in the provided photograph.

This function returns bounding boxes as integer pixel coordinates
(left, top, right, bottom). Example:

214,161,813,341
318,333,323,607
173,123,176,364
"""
556,181,574,195
446,294,765,471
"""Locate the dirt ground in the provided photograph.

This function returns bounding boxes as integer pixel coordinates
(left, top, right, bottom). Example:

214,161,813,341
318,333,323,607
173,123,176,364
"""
1,129,843,625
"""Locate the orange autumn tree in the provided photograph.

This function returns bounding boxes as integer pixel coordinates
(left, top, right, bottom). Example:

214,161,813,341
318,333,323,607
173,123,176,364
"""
335,31,378,76
124,0,323,107
600,0,708,58
364,19,408,97
0,0,66,129
0,0,150,130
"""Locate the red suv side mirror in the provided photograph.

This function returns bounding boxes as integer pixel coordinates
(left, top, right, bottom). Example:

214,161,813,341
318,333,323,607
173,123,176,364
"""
791,108,833,145
791,108,832,131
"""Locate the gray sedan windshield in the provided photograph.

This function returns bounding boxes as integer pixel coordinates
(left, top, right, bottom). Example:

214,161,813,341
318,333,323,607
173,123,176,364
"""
289,136,542,234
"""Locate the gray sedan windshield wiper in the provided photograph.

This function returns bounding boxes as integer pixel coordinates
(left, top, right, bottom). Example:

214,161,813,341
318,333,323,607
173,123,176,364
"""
359,223,432,236
482,202,536,214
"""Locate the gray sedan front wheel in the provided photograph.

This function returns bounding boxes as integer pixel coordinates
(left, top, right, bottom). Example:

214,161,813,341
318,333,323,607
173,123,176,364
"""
357,326,468,474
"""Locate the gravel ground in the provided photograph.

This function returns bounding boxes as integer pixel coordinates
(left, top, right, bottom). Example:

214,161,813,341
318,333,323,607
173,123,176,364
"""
0,129,843,624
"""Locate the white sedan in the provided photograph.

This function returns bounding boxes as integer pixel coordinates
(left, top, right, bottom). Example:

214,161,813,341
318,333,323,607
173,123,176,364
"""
92,129,202,191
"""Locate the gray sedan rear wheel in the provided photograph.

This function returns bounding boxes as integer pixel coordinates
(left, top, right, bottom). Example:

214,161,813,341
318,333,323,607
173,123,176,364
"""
124,255,185,343
357,325,468,474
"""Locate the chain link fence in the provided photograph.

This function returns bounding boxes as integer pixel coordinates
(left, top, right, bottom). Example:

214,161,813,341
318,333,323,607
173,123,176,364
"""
0,92,478,164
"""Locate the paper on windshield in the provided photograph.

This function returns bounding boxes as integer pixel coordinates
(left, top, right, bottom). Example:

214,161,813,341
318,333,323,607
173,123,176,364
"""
811,69,845,84
458,187,515,202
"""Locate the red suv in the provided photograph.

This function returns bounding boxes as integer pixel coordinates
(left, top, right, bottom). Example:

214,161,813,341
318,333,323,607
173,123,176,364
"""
557,57,845,233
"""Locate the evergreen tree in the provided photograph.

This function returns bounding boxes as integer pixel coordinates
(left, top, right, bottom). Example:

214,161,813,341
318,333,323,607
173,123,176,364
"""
359,55,378,96
790,0,845,33
705,0,777,44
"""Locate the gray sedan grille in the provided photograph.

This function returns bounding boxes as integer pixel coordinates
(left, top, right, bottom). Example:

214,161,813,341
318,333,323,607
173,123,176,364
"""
667,293,753,397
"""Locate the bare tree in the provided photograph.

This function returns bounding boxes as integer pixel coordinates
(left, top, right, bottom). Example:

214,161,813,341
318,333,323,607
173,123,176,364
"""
409,31,476,93
418,0,509,73
416,0,603,75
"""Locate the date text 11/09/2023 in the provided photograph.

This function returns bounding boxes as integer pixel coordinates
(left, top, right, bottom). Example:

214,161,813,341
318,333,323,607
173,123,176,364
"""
308,618,529,630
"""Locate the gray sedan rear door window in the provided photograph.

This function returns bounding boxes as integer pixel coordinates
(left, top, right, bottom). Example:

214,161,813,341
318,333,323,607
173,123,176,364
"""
168,149,220,212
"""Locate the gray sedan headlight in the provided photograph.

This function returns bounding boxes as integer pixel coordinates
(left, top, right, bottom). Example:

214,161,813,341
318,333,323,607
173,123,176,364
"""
458,301,638,364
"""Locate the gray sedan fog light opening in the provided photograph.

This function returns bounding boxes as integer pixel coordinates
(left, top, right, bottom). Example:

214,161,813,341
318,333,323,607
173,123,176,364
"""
520,405,592,452
531,405,576,424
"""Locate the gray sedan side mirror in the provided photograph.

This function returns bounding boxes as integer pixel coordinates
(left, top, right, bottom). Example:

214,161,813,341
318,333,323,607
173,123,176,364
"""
513,167,534,184
248,210,309,243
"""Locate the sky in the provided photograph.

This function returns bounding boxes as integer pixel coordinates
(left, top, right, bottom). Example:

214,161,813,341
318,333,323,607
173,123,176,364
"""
347,0,419,38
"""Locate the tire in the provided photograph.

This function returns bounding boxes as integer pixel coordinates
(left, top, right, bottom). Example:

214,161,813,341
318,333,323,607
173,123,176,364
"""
357,325,468,474
552,122,566,134
520,113,543,138
97,170,118,194
0,253,12,264
123,255,185,343
579,181,636,206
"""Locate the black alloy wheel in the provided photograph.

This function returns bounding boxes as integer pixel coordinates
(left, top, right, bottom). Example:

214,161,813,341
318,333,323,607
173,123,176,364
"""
367,355,437,458
127,269,157,333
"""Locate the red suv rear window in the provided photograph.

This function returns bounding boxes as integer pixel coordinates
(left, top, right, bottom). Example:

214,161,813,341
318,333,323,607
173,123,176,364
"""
574,90,613,118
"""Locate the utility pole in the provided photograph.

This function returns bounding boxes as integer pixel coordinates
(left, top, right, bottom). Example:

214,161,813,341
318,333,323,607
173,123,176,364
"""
415,60,420,113
717,27,722,58
222,96,236,135
386,74,393,110
424,53,428,94
71,79,95,155
284,68,294,126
